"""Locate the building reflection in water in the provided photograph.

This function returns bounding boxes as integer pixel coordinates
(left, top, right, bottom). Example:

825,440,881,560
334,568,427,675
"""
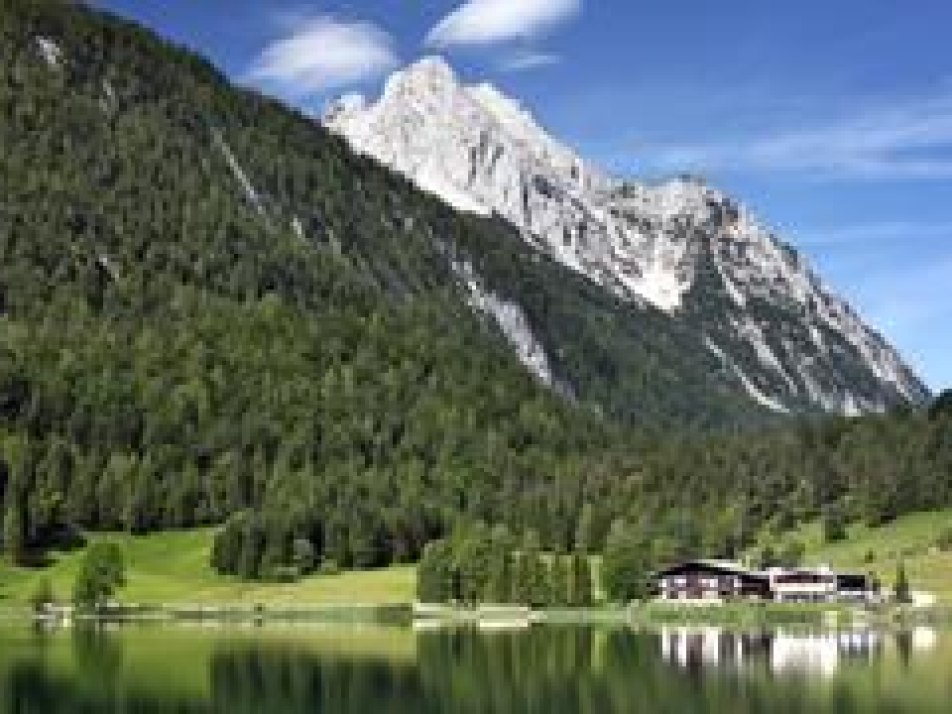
657,626,936,678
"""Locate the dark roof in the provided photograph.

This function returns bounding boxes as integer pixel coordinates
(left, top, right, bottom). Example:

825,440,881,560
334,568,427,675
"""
655,560,766,581
836,573,876,589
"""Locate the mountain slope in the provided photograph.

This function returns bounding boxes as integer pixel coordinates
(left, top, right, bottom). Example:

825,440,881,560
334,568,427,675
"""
0,2,947,578
0,0,626,566
326,57,929,416
0,0,779,569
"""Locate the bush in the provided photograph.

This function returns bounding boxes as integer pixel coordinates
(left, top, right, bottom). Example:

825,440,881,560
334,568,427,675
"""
822,503,847,543
779,540,805,567
936,528,952,553
30,577,54,614
318,559,341,576
291,538,317,575
73,542,126,612
894,561,912,604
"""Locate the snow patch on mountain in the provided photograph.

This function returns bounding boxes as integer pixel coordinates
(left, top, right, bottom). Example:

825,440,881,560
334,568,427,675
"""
36,36,62,68
326,57,929,414
454,262,555,387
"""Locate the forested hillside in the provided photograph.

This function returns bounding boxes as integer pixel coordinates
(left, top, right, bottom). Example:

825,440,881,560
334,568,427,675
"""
0,0,621,570
0,0,948,580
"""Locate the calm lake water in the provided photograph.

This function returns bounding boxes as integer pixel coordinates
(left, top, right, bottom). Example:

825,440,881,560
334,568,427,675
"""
1,622,950,713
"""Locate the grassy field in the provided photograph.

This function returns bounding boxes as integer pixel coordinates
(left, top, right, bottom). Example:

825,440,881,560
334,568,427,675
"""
0,529,416,608
3,509,950,610
750,508,952,604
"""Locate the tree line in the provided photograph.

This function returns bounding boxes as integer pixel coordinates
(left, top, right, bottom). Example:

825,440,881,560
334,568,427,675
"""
416,523,594,608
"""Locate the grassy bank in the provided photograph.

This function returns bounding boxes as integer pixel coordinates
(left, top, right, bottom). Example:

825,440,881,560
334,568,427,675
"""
633,601,857,627
0,529,415,609
750,509,952,604
2,509,950,614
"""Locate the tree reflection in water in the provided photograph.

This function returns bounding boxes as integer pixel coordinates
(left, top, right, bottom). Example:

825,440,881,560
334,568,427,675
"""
0,625,945,713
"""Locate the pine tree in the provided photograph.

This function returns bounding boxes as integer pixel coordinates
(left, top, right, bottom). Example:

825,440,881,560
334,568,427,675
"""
570,551,593,607
417,539,453,604
512,550,531,605
72,541,126,612
822,502,847,543
521,530,548,607
894,560,912,604
30,577,54,614
574,502,596,554
486,524,515,603
602,519,652,603
549,555,570,608
2,504,26,566
456,524,493,605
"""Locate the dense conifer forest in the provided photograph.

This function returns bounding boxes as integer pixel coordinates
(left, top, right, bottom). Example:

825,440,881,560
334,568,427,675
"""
0,1,949,581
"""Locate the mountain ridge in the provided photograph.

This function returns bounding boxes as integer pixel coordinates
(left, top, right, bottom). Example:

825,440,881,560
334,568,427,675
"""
326,56,929,416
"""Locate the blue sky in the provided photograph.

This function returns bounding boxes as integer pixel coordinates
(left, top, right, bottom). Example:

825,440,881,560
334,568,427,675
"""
93,0,952,391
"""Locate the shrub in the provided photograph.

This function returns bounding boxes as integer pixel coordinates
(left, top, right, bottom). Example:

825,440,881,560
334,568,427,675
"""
30,577,54,614
73,542,126,612
936,528,952,553
318,559,341,576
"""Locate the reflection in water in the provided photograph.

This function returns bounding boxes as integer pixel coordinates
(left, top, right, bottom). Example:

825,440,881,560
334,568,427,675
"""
0,624,945,713
657,626,935,678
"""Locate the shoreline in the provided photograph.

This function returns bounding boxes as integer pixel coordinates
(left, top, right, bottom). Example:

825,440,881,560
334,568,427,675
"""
3,600,948,629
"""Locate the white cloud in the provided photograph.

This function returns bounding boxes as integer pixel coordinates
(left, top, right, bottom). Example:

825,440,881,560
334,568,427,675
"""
500,50,561,72
639,93,952,180
427,0,581,48
247,16,397,96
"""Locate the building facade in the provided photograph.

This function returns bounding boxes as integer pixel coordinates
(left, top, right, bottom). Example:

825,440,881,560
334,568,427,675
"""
655,561,770,603
654,561,879,605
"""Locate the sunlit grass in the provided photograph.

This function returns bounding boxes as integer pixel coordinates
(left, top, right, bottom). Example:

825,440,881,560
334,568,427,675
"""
0,529,416,607
751,509,952,604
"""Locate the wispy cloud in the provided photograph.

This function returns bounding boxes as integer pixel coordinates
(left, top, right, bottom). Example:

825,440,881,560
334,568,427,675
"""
500,50,562,72
247,16,397,97
426,0,581,48
639,93,952,180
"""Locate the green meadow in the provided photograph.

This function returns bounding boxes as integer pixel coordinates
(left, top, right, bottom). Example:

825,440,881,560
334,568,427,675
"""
2,508,950,611
752,508,952,604
0,529,415,609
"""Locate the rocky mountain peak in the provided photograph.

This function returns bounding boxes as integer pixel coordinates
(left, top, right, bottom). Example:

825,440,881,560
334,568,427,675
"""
325,59,929,416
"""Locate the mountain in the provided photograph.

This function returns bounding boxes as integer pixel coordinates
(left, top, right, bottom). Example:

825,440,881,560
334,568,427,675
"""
326,57,930,417
0,1,947,578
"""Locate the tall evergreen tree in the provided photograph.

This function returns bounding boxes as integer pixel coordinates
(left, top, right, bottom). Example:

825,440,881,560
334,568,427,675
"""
602,519,652,604
894,560,912,604
417,539,454,604
2,503,26,566
569,551,593,607
549,555,570,608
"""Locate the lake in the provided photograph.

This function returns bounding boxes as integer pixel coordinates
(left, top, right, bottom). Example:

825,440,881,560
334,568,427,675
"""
1,622,950,712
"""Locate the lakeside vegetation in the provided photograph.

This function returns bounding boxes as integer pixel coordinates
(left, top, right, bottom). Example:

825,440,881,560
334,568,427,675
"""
2,508,950,615
0,1,949,605
0,530,414,609
750,509,952,605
